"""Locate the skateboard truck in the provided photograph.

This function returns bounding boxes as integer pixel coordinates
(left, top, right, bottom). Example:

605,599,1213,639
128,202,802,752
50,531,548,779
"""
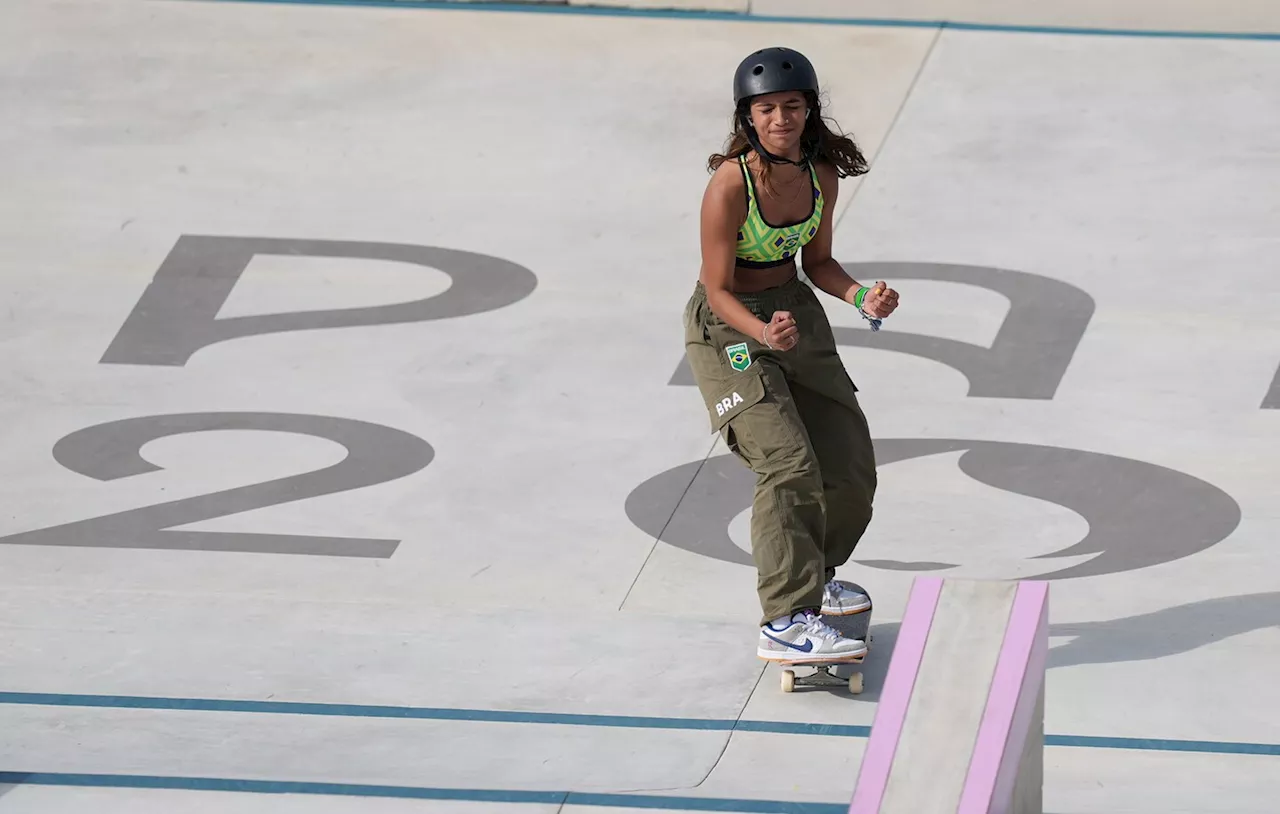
780,658,865,694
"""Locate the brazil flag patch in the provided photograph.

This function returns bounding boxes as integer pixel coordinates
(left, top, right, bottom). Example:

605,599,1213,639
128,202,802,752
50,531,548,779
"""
726,342,752,372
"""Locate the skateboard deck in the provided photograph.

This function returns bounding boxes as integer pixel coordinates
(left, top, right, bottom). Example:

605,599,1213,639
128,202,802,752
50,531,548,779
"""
777,581,873,695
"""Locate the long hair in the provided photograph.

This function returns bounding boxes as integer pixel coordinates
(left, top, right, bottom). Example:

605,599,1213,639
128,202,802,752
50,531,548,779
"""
707,90,869,195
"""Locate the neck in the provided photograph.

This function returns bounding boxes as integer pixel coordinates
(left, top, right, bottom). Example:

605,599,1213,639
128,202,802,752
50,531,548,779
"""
755,138,805,166
763,142,801,162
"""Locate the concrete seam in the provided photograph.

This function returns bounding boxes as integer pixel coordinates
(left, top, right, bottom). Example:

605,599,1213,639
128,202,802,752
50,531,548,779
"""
616,434,721,611
691,659,768,789
832,22,943,235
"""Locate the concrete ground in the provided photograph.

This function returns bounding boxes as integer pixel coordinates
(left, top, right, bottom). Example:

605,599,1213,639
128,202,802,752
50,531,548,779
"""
2,1,1278,812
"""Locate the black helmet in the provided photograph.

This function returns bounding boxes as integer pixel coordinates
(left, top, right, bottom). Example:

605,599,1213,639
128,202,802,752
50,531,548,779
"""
733,47,819,104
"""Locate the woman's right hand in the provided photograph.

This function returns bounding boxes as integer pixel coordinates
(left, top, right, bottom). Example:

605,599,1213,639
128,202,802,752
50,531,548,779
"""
763,311,798,350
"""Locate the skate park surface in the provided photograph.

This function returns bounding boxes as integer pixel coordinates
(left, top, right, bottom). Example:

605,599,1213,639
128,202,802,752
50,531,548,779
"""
2,0,1279,811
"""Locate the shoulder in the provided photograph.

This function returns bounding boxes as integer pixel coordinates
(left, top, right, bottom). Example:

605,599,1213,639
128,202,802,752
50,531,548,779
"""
813,158,840,199
708,155,747,195
702,156,748,216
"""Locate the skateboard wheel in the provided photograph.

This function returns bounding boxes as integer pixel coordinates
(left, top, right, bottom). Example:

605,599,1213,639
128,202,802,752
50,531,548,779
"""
781,670,795,693
848,673,864,694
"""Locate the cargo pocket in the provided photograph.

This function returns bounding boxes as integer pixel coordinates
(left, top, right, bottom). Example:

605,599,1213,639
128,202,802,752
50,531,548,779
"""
707,371,765,432
705,371,766,458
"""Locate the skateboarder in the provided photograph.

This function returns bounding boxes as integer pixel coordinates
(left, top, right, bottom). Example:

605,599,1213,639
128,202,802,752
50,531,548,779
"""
682,47,900,662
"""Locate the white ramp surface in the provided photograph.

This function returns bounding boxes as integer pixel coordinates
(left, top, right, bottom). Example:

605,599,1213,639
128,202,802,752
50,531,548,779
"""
2,1,1279,812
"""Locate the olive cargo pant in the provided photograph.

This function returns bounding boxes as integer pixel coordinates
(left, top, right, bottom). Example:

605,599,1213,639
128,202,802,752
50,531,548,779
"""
683,276,877,625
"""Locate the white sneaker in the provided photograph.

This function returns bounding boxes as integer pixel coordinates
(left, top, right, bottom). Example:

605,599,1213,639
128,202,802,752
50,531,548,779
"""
821,579,871,616
758,611,868,662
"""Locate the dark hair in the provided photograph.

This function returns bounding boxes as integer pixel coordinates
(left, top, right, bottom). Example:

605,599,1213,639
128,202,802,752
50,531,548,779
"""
707,90,869,195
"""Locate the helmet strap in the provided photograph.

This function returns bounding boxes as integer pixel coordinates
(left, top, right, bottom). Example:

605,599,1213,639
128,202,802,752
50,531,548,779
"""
741,113,813,168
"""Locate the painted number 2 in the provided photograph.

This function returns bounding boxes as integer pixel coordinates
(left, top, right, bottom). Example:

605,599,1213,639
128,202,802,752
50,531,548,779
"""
0,413,433,558
2,235,538,557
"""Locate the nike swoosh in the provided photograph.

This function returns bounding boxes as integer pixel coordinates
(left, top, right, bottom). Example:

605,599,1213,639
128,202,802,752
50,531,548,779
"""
762,630,814,652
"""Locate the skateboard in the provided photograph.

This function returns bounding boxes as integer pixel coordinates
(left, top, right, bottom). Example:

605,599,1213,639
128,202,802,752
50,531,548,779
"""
777,581,873,695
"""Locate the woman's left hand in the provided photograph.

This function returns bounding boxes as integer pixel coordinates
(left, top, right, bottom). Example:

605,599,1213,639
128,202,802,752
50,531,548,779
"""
861,281,900,319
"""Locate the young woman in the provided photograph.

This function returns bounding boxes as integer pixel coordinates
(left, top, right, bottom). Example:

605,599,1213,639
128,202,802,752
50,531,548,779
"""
682,47,900,662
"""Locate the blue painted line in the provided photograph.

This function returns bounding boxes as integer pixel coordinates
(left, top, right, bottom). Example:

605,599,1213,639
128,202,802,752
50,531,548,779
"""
1046,733,1280,757
0,691,867,737
0,772,849,812
5,691,1278,756
183,0,1280,42
940,19,1280,40
0,691,870,737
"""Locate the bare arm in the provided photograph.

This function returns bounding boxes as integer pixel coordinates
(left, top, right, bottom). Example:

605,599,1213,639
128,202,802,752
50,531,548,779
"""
698,164,773,344
801,162,900,319
800,163,862,304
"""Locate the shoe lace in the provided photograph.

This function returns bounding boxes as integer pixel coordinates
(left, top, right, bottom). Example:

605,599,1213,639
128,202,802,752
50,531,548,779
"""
803,613,843,641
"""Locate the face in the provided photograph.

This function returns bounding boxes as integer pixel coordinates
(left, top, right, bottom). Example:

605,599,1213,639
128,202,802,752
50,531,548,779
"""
747,91,808,153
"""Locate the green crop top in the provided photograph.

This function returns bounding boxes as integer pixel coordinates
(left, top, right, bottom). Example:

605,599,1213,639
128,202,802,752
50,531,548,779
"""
735,154,824,269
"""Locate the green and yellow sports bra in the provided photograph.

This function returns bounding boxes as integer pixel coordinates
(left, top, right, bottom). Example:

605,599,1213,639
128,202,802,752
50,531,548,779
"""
735,154,824,269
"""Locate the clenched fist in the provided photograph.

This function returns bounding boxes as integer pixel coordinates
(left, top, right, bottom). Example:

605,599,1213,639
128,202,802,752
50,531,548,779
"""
763,310,798,351
860,281,900,319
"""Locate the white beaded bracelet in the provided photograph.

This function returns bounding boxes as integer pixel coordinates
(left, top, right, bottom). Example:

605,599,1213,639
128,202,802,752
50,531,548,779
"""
761,325,776,349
